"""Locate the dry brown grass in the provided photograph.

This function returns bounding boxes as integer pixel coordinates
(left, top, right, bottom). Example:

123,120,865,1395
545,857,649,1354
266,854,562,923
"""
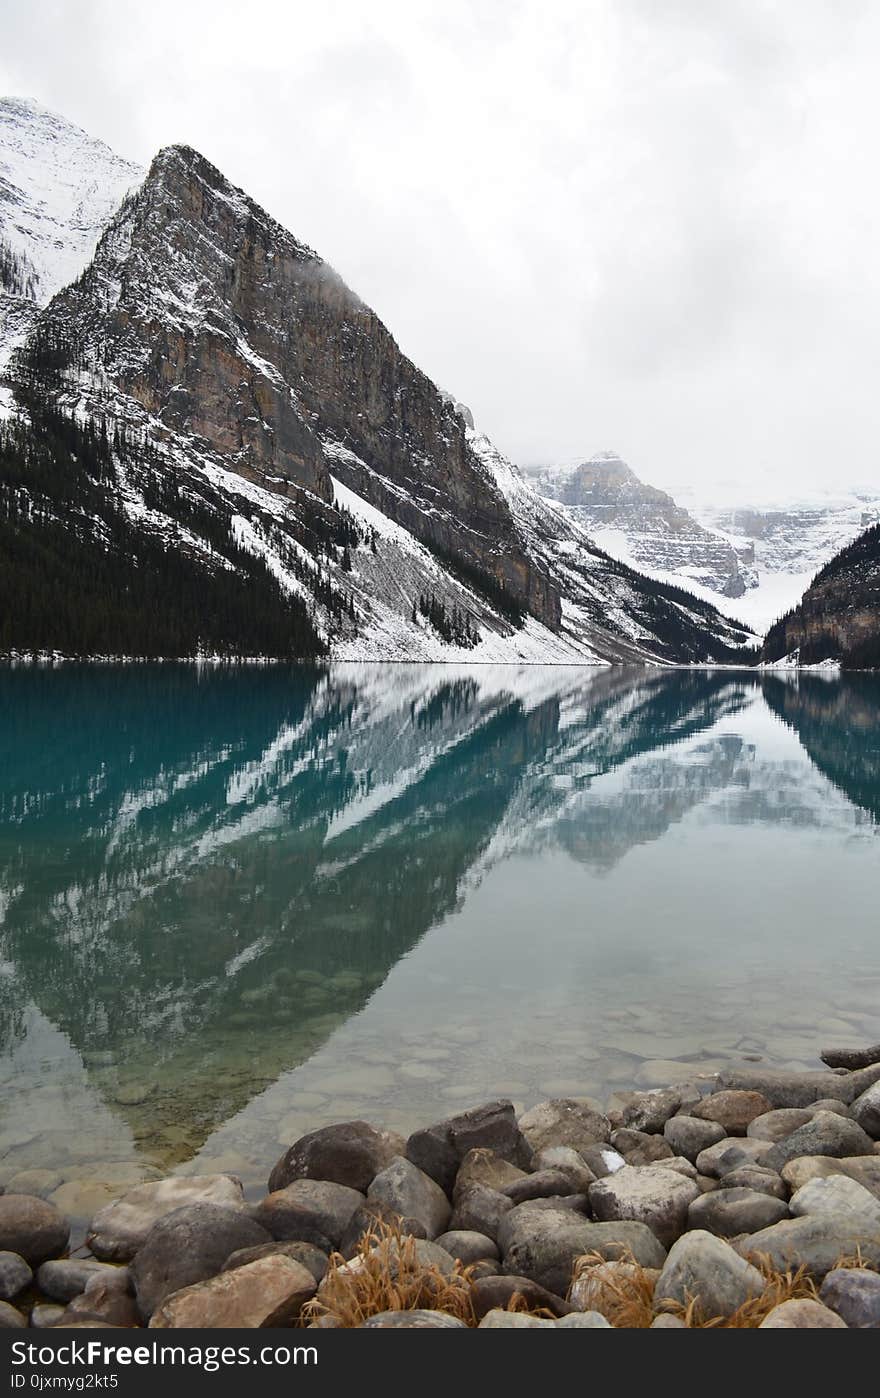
301,1221,571,1328
569,1250,657,1328
662,1253,817,1329
303,1221,870,1329
301,1222,478,1328
828,1246,879,1273
503,1291,557,1320
569,1247,822,1329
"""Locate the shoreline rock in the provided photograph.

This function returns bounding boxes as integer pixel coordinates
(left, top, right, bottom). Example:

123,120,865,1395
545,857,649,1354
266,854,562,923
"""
4,1042,879,1330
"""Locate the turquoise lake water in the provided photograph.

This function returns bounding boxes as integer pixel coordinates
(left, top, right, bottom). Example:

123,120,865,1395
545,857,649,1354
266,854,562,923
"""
1,663,879,1225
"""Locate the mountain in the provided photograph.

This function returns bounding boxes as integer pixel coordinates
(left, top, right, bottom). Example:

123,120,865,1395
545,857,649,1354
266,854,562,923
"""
683,488,880,632
0,100,757,664
0,97,141,367
525,451,754,599
527,452,880,634
761,522,880,668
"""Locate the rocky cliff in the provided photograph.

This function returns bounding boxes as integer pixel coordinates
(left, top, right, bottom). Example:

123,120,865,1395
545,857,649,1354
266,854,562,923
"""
35,144,556,627
761,523,880,668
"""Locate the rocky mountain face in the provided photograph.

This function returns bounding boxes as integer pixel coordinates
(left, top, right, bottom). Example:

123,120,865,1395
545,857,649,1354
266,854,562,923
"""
0,99,758,665
761,522,880,668
526,452,754,600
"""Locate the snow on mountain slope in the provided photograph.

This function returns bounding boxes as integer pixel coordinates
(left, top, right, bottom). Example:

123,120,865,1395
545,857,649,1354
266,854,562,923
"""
0,97,142,368
681,487,880,631
0,98,141,300
529,451,880,635
525,451,754,601
471,432,757,662
0,119,759,665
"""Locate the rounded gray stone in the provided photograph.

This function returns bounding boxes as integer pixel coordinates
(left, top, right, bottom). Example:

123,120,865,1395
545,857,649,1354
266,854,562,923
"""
759,1298,847,1328
0,1195,69,1266
0,1251,32,1301
654,1229,765,1319
687,1187,789,1237
434,1229,499,1264
761,1111,876,1172
254,1179,365,1248
36,1259,127,1303
367,1156,450,1239
663,1115,726,1163
0,1300,26,1329
820,1267,880,1327
132,1202,271,1319
269,1121,405,1194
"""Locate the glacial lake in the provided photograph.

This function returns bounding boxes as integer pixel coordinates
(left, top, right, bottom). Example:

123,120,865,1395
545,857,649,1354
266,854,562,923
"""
2,662,879,1231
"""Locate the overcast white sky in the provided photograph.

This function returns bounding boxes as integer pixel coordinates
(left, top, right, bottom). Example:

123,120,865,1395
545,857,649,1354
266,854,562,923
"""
2,0,879,501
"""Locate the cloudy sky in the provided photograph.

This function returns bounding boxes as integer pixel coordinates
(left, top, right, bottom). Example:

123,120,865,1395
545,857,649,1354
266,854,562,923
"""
2,0,879,501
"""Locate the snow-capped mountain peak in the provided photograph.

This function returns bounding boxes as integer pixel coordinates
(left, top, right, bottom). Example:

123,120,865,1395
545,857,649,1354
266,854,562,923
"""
0,96,142,303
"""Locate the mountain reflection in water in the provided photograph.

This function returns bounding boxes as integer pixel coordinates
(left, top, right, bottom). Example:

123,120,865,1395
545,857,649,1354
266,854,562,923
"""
1,664,878,1212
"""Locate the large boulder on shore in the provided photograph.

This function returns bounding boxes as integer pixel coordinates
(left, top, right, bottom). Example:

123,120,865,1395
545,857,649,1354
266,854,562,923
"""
820,1267,880,1328
367,1157,450,1239
517,1099,610,1156
687,1187,788,1238
691,1090,772,1136
254,1179,364,1249
663,1116,726,1163
851,1081,880,1139
268,1121,405,1195
434,1230,499,1264
132,1203,271,1319
0,1300,26,1329
0,1195,69,1266
532,1147,597,1193
0,1252,32,1301
617,1088,682,1134
654,1229,765,1319
88,1175,246,1262
589,1166,699,1248
789,1174,880,1226
222,1240,329,1283
738,1214,880,1280
406,1101,531,1194
780,1155,880,1200
759,1299,848,1328
59,1276,140,1329
471,1273,572,1319
746,1108,814,1142
453,1149,525,1200
149,1255,316,1329
37,1259,126,1303
717,1062,880,1108
760,1111,875,1173
695,1137,774,1178
448,1184,513,1241
498,1204,666,1295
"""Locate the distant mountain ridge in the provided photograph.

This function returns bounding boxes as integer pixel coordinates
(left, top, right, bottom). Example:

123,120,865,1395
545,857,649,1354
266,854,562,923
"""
525,451,754,599
0,99,756,665
528,452,880,635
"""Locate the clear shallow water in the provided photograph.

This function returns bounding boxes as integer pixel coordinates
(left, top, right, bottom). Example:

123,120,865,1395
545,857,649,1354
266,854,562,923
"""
1,663,879,1224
